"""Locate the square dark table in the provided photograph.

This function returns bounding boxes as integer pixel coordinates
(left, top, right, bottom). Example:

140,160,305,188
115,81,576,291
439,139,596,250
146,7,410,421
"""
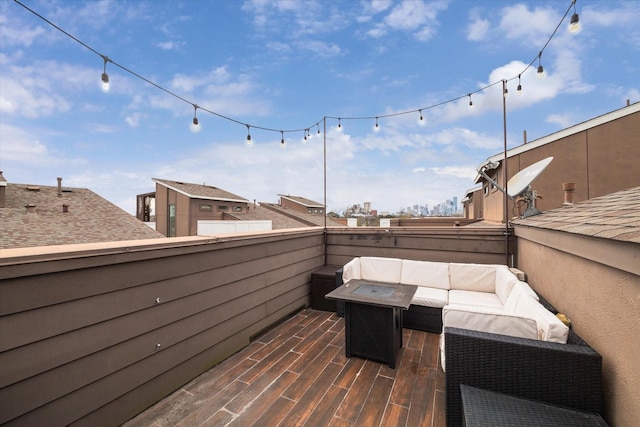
325,280,417,368
460,385,609,426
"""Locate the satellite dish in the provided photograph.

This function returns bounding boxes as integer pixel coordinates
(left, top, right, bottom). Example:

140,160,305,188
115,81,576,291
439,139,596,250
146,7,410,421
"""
507,157,553,198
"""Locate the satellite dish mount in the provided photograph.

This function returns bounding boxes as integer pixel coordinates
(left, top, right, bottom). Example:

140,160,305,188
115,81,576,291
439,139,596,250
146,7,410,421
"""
476,157,553,219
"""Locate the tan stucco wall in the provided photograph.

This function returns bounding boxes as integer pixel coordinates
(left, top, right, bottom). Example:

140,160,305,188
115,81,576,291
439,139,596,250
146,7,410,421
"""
516,233,640,427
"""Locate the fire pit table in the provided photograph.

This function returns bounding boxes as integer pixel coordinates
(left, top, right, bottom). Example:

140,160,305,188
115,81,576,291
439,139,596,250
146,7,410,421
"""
325,280,417,368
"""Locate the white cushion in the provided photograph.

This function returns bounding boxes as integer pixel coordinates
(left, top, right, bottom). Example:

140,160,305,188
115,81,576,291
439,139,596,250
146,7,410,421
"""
448,290,503,309
449,263,496,292
503,281,539,313
442,304,539,340
515,296,569,343
359,256,402,283
411,286,449,308
400,260,450,290
342,258,361,282
494,266,518,304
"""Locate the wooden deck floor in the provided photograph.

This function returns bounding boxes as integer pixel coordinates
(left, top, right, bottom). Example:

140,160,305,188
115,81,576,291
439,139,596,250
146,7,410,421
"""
123,308,446,427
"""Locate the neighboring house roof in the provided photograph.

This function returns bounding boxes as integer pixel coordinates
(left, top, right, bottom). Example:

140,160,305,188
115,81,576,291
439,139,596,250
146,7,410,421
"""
224,205,314,229
475,102,640,183
153,178,249,203
0,182,164,249
512,186,640,243
259,202,343,227
278,194,325,208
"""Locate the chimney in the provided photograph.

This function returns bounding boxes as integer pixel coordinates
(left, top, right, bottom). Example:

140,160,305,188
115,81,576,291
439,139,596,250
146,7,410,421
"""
57,177,62,197
26,204,37,214
0,171,6,208
563,182,576,205
523,130,527,144
62,204,69,213
627,99,631,107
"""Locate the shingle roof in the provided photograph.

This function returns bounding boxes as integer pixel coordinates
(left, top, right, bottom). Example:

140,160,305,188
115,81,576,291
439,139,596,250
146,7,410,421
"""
0,183,164,249
224,205,312,229
512,186,640,243
153,178,248,202
259,202,343,227
278,194,324,208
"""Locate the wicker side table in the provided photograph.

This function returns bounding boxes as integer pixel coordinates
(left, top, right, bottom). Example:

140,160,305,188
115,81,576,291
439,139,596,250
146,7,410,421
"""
460,385,608,427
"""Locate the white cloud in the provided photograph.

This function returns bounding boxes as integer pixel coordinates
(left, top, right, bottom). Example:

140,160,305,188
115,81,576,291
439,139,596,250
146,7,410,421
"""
156,41,185,51
546,113,573,129
369,0,448,41
499,4,559,45
466,8,490,42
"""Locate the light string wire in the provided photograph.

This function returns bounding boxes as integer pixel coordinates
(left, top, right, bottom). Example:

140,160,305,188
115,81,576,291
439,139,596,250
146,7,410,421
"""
13,0,576,141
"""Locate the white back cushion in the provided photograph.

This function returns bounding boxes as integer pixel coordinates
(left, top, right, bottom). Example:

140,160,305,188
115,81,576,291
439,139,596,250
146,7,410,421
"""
342,257,361,282
359,256,402,283
494,265,518,304
503,281,539,313
449,263,497,292
400,260,450,290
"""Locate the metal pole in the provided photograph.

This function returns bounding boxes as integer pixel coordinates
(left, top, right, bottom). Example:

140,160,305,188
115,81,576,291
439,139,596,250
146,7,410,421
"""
323,117,327,265
502,80,510,266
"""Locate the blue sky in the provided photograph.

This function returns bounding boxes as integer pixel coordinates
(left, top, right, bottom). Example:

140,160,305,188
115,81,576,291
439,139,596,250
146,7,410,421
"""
1,0,639,215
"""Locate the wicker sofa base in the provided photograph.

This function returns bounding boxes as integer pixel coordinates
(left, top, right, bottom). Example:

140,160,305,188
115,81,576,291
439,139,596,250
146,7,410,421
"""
444,326,603,427
402,305,443,333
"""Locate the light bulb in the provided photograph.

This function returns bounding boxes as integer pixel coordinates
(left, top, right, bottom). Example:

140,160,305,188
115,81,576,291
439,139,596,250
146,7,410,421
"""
468,94,473,109
373,118,380,132
280,131,286,148
537,65,545,79
569,8,580,34
245,125,253,146
503,87,509,98
101,72,110,92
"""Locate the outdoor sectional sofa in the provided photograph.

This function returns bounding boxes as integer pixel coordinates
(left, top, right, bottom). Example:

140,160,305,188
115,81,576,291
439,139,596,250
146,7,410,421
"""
336,256,603,427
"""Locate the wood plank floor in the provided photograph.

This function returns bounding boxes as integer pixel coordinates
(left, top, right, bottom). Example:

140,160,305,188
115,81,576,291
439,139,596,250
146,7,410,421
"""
123,308,446,427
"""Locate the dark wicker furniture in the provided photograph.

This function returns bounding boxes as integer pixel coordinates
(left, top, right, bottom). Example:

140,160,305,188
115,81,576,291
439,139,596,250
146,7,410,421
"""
445,323,603,427
460,384,608,426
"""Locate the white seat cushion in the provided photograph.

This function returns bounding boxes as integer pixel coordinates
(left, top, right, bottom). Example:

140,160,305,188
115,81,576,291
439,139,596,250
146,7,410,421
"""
448,290,503,309
400,260,450,290
359,256,402,283
411,286,449,308
449,263,496,292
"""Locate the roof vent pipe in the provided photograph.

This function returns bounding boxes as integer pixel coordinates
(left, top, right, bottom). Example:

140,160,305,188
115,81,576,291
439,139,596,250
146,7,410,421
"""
57,177,62,197
563,182,576,206
523,130,527,144
63,204,69,213
26,204,36,214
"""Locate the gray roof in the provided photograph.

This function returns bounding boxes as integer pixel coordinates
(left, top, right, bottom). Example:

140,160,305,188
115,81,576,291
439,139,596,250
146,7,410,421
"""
512,186,640,243
153,178,248,203
1,182,164,249
224,205,313,229
278,194,325,208
259,202,343,227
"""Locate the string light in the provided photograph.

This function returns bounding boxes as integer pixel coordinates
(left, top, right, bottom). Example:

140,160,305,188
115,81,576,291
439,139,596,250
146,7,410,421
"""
13,0,579,146
503,82,509,98
245,125,253,146
373,117,380,132
101,55,110,92
537,52,545,79
569,0,580,34
280,131,286,148
192,104,199,126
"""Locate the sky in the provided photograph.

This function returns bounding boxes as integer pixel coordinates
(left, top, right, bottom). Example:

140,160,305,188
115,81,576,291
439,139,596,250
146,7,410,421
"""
1,0,639,215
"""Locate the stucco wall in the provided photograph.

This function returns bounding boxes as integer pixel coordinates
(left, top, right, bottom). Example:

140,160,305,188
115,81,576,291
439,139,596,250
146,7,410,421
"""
516,231,640,426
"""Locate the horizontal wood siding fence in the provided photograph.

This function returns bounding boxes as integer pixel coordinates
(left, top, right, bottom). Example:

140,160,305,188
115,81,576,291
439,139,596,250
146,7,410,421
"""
325,226,515,267
0,226,511,426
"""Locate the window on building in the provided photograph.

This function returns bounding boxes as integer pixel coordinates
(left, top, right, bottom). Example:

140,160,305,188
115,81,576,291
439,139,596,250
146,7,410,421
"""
233,206,242,212
218,205,228,211
200,204,212,211
168,204,176,237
